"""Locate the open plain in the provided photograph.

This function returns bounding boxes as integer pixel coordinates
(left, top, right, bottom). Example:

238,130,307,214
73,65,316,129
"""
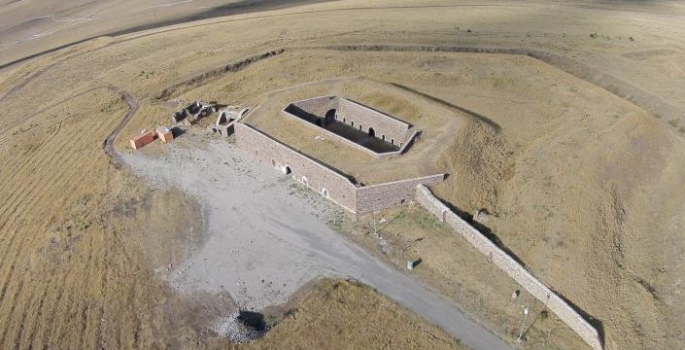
1,1,685,350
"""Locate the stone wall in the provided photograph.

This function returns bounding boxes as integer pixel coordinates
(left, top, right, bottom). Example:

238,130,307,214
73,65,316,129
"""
290,96,337,115
415,185,603,350
281,109,386,158
356,175,445,214
234,123,445,215
337,98,409,147
235,123,358,211
285,96,415,158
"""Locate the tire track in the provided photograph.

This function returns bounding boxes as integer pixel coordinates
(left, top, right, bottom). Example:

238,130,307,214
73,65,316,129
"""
0,279,23,348
24,281,51,350
0,89,123,231
0,90,106,226
0,89,124,350
0,119,88,238
39,281,65,349
13,276,36,350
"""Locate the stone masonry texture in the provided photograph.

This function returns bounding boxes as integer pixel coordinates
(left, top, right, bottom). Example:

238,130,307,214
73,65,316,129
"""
235,122,358,211
234,122,443,214
286,96,414,158
337,98,409,145
355,175,444,214
415,185,603,350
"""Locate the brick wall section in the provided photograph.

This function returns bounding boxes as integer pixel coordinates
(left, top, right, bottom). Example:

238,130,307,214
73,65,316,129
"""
356,175,445,214
337,98,409,146
235,123,358,212
415,185,603,350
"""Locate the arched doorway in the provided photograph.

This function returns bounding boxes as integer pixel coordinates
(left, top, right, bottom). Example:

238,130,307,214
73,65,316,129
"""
325,109,336,122
368,128,375,138
283,165,292,175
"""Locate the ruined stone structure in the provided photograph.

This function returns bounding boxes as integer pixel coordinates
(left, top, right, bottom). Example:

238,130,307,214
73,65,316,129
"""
172,101,217,125
283,96,417,158
215,106,250,136
234,123,443,214
415,185,604,350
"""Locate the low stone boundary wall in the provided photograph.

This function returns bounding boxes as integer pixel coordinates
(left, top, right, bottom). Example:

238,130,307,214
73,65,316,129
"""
356,174,444,214
415,185,603,350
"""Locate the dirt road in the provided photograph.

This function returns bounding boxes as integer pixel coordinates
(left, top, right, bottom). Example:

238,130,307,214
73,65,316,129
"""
120,134,512,350
102,83,139,168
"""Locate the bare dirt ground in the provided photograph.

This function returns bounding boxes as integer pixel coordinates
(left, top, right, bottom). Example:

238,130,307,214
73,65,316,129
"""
1,1,685,350
120,131,510,350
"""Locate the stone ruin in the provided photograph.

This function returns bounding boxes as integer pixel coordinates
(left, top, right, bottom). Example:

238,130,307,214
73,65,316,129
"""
214,106,250,136
172,101,218,125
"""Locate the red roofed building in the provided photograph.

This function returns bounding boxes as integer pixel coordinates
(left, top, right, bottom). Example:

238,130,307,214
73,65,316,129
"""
130,131,155,150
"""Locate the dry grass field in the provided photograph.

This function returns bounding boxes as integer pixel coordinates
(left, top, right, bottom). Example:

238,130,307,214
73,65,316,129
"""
235,279,470,350
1,1,685,350
0,0,336,67
332,205,591,350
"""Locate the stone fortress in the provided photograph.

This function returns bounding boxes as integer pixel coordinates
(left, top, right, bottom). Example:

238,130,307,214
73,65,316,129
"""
231,93,604,350
235,95,443,214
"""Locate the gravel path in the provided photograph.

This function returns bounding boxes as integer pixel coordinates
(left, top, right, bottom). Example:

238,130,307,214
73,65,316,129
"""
120,134,512,350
